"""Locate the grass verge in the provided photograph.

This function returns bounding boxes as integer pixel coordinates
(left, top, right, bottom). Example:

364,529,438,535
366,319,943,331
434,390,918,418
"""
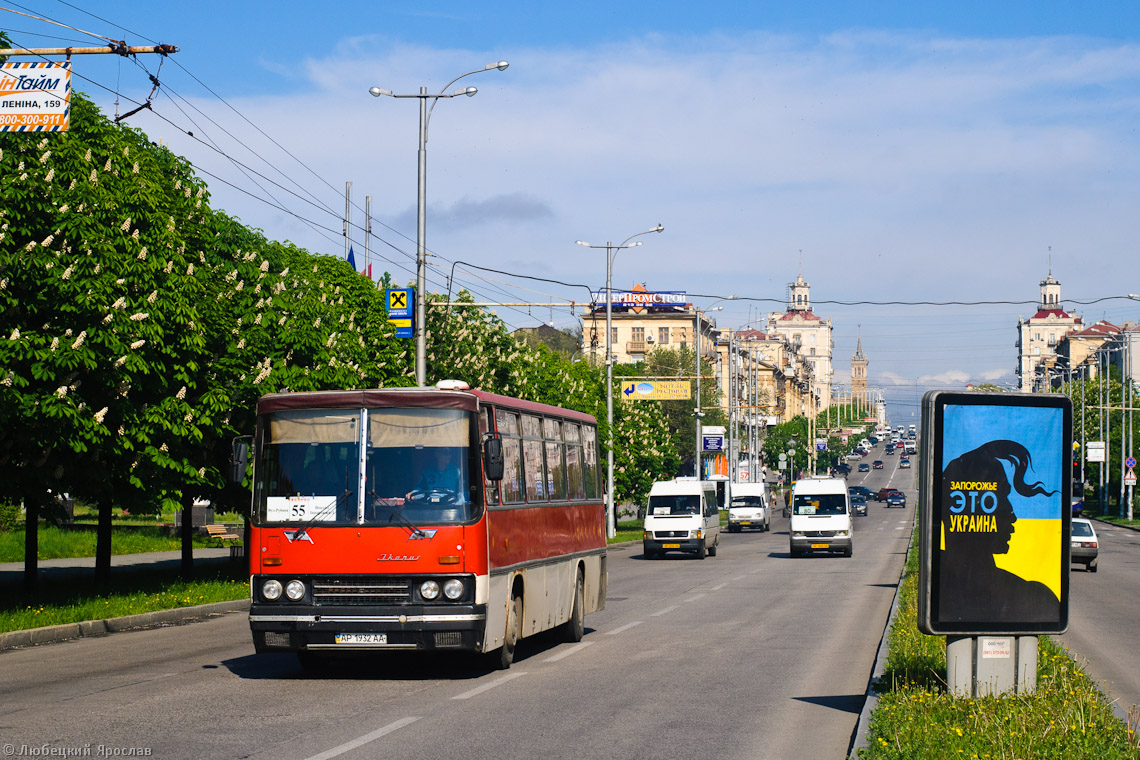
0,562,249,634
858,531,1140,759
0,525,222,563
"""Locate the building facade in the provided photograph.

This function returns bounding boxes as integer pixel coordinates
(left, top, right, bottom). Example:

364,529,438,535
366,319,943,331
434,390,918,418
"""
765,274,834,410
1016,272,1083,392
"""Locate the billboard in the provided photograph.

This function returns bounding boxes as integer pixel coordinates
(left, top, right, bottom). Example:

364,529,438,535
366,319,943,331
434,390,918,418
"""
918,391,1071,635
620,380,691,400
0,61,71,132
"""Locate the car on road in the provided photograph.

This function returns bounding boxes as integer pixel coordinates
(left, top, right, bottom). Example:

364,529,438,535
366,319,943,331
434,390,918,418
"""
849,485,874,502
885,445,895,454
789,477,853,558
872,460,884,470
835,463,852,476
885,492,906,508
851,493,868,516
875,487,902,502
858,463,870,472
1071,518,1098,572
899,458,911,469
845,452,863,461
727,483,771,533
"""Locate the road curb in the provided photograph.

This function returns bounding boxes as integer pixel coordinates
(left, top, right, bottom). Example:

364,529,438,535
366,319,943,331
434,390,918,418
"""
0,598,250,651
848,529,913,758
1091,516,1140,532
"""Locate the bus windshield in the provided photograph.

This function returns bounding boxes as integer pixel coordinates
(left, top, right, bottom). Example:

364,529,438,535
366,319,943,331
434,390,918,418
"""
648,495,701,516
731,496,765,508
793,493,847,516
255,407,477,526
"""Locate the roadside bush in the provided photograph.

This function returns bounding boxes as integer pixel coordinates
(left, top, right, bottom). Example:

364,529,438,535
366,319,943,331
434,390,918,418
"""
0,502,20,533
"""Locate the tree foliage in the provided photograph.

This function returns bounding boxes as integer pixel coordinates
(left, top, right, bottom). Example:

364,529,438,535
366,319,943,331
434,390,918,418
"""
0,90,687,590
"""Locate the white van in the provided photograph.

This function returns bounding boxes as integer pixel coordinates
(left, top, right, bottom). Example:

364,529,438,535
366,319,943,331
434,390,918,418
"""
789,477,853,558
727,482,770,532
643,478,720,559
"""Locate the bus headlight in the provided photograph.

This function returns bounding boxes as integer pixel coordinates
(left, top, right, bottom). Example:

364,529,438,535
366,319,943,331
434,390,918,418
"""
285,580,306,601
691,529,702,539
443,579,465,600
420,580,441,600
261,579,283,601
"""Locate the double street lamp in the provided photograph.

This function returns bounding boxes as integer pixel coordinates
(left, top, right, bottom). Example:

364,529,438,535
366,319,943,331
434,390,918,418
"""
370,61,510,386
577,225,665,538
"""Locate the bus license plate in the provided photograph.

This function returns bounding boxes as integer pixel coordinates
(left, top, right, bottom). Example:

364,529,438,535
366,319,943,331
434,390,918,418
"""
663,543,681,548
811,543,828,549
335,633,387,645
741,521,752,525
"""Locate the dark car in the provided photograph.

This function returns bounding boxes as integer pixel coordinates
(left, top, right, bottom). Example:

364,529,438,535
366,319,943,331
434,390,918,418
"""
858,463,870,472
872,460,884,470
885,445,895,454
875,487,901,502
886,492,906,508
836,463,852,476
851,493,868,516
849,485,874,501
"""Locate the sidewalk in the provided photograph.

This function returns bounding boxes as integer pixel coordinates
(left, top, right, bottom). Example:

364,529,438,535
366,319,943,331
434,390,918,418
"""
0,548,236,586
0,548,247,651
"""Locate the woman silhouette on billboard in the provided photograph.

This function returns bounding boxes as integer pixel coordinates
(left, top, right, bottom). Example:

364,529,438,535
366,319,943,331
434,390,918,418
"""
938,439,1060,625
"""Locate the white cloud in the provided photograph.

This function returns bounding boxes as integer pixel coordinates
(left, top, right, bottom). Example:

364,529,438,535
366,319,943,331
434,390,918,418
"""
108,29,1140,385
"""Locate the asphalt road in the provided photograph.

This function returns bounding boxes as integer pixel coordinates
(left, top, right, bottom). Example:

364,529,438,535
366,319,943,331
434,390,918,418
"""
1058,518,1140,720
1,455,914,760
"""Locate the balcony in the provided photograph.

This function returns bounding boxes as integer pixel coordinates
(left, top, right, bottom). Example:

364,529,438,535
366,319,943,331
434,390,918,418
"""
626,341,647,354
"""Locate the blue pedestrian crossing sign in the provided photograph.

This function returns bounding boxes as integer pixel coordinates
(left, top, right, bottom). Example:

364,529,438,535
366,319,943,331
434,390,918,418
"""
386,288,414,339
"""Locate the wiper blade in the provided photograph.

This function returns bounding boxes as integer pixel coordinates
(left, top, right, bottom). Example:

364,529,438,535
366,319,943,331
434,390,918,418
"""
290,491,350,539
369,494,433,539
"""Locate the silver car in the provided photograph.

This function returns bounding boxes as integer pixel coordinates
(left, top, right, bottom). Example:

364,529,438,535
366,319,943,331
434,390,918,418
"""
1071,518,1099,572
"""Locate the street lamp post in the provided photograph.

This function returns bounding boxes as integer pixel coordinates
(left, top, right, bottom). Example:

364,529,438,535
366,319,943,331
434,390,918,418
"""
369,61,509,386
577,225,664,538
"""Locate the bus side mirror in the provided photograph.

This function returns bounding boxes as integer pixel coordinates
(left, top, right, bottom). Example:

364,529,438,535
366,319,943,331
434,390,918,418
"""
230,436,252,484
482,432,504,481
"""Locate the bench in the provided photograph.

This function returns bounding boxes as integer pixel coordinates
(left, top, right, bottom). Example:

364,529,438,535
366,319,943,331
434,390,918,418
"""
205,524,240,541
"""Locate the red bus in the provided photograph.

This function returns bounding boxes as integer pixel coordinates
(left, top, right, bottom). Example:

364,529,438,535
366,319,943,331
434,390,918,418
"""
243,381,607,668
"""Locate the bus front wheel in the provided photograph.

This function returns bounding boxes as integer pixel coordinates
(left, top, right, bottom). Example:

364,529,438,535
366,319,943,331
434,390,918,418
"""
494,593,522,670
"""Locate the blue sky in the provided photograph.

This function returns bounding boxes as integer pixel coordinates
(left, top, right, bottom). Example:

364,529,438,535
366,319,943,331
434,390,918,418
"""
5,1,1140,422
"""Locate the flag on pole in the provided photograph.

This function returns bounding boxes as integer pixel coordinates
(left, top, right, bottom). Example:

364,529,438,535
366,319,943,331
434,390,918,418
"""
365,263,373,280
347,245,357,271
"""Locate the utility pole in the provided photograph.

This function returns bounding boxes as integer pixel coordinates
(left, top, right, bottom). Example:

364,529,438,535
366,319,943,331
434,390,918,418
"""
343,181,352,263
364,195,372,281
0,44,178,57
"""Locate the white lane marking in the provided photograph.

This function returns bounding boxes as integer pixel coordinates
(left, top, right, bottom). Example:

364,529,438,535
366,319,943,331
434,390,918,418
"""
304,717,421,760
750,568,763,574
685,593,707,602
652,605,679,617
710,583,727,591
452,671,526,700
545,641,593,662
732,575,747,581
895,527,906,530
607,621,643,636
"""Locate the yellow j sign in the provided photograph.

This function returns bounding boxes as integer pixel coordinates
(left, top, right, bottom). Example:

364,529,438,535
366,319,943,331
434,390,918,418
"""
620,380,691,400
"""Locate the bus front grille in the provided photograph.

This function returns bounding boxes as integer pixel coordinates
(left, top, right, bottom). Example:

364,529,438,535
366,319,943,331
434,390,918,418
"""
311,578,411,606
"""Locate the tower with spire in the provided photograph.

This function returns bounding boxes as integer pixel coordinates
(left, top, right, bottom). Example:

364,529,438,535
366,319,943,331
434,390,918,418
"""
851,329,868,405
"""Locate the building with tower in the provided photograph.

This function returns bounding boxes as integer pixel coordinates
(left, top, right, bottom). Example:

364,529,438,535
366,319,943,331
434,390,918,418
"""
1016,271,1083,392
766,273,834,410
851,331,868,405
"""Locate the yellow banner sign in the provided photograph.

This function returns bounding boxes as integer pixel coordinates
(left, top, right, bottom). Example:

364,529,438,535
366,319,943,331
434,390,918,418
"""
620,380,691,400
